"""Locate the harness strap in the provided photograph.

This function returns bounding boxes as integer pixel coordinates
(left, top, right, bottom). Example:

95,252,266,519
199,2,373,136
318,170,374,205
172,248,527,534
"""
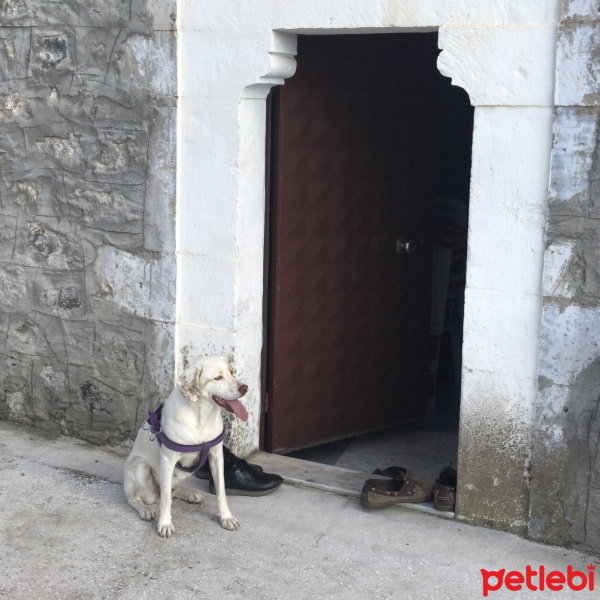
147,403,226,473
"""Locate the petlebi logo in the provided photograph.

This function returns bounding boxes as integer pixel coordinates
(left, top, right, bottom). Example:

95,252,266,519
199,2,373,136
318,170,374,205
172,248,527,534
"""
481,564,595,596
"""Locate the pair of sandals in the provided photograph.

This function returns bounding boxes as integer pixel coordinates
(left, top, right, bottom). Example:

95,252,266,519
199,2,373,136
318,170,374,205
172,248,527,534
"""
360,465,457,512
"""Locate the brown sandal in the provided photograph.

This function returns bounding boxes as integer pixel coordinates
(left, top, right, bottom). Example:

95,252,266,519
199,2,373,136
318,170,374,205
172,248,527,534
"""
360,473,434,509
434,465,457,511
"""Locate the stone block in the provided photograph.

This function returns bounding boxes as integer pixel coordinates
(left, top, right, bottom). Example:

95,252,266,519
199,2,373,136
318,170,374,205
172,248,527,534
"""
0,264,34,311
144,106,176,253
539,302,600,386
13,217,83,270
6,313,64,359
71,0,131,27
0,123,27,176
70,81,150,129
437,24,557,106
0,0,40,26
549,107,599,204
0,89,33,128
0,310,8,349
63,174,144,234
25,122,86,173
145,0,177,31
32,311,69,362
555,22,600,106
61,319,94,367
181,0,560,32
150,253,176,322
0,78,70,129
85,128,148,185
561,0,600,22
6,313,47,357
28,29,75,77
0,0,126,27
105,32,150,96
0,215,16,262
74,27,122,81
59,365,93,433
36,361,69,398
81,229,144,263
542,241,581,299
31,356,70,420
0,352,33,421
140,321,174,422
149,31,177,97
584,488,600,550
0,28,31,80
93,321,145,389
1,168,69,218
92,245,150,319
34,269,86,318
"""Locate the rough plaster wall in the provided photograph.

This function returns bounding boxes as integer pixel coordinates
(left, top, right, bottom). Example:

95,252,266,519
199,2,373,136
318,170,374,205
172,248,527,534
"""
0,0,177,444
529,0,600,554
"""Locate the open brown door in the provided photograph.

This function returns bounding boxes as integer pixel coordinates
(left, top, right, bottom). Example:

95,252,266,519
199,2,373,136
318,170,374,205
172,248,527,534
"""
266,34,441,452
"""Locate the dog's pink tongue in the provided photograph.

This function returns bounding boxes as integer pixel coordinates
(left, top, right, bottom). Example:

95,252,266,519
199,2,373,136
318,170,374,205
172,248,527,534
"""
226,399,248,421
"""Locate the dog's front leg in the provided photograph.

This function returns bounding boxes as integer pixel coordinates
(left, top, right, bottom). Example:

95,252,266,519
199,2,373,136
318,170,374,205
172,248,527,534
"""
208,444,239,531
157,449,179,538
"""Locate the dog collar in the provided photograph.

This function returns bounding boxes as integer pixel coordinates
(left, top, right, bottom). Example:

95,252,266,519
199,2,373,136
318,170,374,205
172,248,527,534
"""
147,403,226,473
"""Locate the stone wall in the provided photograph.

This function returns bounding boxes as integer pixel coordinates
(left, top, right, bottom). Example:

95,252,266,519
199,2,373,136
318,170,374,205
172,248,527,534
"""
0,0,177,444
529,0,600,554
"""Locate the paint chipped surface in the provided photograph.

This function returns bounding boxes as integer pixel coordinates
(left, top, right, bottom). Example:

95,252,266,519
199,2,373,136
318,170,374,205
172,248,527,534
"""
539,303,600,386
549,108,599,202
543,241,577,298
555,22,600,106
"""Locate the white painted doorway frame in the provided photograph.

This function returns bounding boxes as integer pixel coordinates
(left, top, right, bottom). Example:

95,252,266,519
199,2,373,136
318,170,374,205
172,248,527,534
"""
176,1,559,531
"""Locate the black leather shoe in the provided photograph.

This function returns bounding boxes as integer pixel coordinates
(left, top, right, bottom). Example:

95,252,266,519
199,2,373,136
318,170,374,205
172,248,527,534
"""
195,447,264,480
208,459,283,496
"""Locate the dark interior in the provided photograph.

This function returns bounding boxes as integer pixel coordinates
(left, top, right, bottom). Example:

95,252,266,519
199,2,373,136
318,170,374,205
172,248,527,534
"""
264,33,474,473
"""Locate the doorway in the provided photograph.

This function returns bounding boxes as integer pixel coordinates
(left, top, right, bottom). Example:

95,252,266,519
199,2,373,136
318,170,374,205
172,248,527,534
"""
263,33,473,480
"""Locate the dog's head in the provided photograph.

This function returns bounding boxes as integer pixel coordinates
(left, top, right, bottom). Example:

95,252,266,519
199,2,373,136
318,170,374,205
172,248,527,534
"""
177,356,249,421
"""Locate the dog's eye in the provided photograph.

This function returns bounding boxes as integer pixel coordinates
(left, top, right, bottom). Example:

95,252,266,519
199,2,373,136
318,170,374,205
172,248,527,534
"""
214,376,223,381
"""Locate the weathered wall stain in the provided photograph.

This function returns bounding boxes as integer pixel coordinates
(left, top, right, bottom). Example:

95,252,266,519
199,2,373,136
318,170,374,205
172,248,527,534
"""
530,0,600,555
0,0,177,445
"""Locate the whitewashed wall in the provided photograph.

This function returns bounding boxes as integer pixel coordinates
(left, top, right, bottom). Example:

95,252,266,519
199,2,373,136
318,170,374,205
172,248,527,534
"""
177,0,560,533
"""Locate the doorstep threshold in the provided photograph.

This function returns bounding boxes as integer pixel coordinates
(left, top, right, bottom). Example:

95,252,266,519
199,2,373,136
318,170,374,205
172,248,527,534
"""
248,451,454,520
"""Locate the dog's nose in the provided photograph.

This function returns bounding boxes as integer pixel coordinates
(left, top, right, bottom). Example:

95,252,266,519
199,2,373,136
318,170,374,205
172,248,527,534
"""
238,384,248,396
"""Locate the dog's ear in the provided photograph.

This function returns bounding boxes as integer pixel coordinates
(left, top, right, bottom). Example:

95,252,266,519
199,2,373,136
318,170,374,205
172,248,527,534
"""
177,365,203,403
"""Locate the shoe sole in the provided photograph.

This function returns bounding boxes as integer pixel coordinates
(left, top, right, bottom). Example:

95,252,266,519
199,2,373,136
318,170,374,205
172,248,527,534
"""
208,483,282,496
434,503,455,511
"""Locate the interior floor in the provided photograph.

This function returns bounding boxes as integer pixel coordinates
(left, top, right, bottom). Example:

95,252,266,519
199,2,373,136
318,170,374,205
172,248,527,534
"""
286,332,460,481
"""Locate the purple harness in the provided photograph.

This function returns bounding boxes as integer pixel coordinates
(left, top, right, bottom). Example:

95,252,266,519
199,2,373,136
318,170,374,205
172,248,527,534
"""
147,403,226,473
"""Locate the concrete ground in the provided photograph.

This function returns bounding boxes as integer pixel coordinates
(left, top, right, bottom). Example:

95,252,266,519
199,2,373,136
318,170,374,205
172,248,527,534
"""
0,422,596,600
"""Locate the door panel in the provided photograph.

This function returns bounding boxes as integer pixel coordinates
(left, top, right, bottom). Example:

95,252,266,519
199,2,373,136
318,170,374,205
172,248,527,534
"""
267,34,441,451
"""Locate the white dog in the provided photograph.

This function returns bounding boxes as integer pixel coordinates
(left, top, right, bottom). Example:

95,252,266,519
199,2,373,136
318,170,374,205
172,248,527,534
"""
124,356,249,537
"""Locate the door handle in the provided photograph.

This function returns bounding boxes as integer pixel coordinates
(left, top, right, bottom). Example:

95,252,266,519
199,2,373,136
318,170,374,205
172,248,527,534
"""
396,236,419,254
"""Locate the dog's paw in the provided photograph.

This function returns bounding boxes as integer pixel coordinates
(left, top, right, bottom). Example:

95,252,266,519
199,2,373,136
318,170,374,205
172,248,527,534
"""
157,520,174,538
173,488,205,504
187,492,205,504
220,514,240,531
139,505,156,521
